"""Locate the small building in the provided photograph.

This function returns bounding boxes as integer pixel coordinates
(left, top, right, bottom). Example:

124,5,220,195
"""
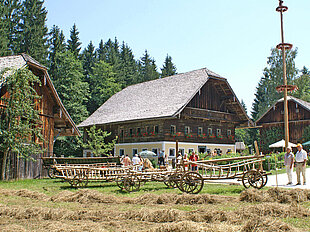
255,96,310,150
0,54,80,179
79,68,251,158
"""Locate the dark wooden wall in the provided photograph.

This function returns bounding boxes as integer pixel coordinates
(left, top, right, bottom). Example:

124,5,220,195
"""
0,70,56,179
187,79,228,112
258,100,310,124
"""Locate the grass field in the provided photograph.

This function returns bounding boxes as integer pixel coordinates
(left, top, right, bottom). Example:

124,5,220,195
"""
0,178,309,232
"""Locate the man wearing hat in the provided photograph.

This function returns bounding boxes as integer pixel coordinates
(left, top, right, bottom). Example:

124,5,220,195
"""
284,147,294,185
295,144,307,185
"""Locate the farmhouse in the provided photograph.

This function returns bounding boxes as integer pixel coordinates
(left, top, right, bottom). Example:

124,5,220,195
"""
0,54,80,179
255,96,310,148
79,68,251,157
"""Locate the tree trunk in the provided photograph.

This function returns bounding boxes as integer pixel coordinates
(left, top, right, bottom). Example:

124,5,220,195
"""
1,150,8,180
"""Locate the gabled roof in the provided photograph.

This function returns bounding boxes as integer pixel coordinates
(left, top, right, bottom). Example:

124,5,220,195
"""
256,96,310,124
0,54,80,136
79,68,251,127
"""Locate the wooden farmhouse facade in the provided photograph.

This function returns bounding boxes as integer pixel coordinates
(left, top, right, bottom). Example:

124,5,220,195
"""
0,54,80,179
79,68,251,158
255,96,310,149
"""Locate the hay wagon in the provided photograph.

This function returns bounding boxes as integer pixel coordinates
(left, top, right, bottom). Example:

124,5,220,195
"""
50,155,270,194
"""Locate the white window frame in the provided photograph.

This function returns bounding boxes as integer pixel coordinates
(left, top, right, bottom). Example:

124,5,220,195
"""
227,129,231,136
119,149,125,156
170,125,176,134
185,126,190,134
198,127,203,135
169,148,175,157
216,129,221,136
132,148,138,156
208,128,212,135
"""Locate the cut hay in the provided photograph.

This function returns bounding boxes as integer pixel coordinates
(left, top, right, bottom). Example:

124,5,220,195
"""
240,188,310,204
241,217,294,232
0,188,48,201
51,189,118,204
124,208,185,223
238,202,310,219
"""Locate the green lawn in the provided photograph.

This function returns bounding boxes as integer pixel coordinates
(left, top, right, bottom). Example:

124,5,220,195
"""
0,178,245,197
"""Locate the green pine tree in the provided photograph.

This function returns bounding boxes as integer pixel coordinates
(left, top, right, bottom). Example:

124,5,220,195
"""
52,50,89,124
137,50,159,83
81,41,96,78
48,25,66,79
88,60,121,114
118,41,139,87
18,0,48,64
0,0,22,56
67,23,81,58
251,48,298,120
161,54,177,78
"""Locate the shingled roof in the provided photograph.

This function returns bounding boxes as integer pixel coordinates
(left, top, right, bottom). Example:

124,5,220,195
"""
0,54,80,136
256,96,310,123
79,68,250,128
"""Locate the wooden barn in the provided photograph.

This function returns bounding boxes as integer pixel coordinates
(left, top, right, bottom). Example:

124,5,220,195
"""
79,68,252,158
255,96,310,149
0,54,80,179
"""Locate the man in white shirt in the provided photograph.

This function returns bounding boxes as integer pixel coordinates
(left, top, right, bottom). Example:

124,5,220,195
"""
295,144,307,185
132,154,141,166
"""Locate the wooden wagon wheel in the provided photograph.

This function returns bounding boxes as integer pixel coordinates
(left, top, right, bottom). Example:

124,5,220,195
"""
116,176,125,190
48,167,56,179
261,173,268,188
242,171,252,189
164,174,177,188
123,175,140,192
178,172,204,194
69,173,89,188
243,170,264,189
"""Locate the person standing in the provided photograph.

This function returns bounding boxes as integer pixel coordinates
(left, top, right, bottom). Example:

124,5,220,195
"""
122,154,132,167
132,154,141,166
295,144,307,185
158,150,165,166
284,147,294,185
189,152,199,171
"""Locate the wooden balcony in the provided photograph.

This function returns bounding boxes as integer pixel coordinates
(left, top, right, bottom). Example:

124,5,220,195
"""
182,107,239,123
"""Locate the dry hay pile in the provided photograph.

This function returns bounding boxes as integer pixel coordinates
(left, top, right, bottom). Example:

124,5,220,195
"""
0,188,48,201
240,188,310,203
145,221,241,232
241,217,293,232
51,189,118,204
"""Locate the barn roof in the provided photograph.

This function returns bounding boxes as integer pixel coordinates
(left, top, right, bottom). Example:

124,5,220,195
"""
0,54,80,136
79,68,251,127
256,96,310,124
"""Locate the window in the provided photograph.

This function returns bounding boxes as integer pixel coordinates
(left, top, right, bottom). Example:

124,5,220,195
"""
208,128,212,136
198,127,203,135
137,127,141,135
216,129,221,136
227,130,231,136
119,149,125,156
179,148,185,156
132,149,138,156
146,126,150,133
152,148,158,155
129,128,133,136
198,146,206,154
154,125,159,134
188,148,194,154
169,148,175,157
170,125,176,134
120,129,124,137
185,126,190,134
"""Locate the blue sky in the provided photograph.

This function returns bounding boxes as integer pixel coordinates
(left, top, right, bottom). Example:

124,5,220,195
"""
43,0,310,113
